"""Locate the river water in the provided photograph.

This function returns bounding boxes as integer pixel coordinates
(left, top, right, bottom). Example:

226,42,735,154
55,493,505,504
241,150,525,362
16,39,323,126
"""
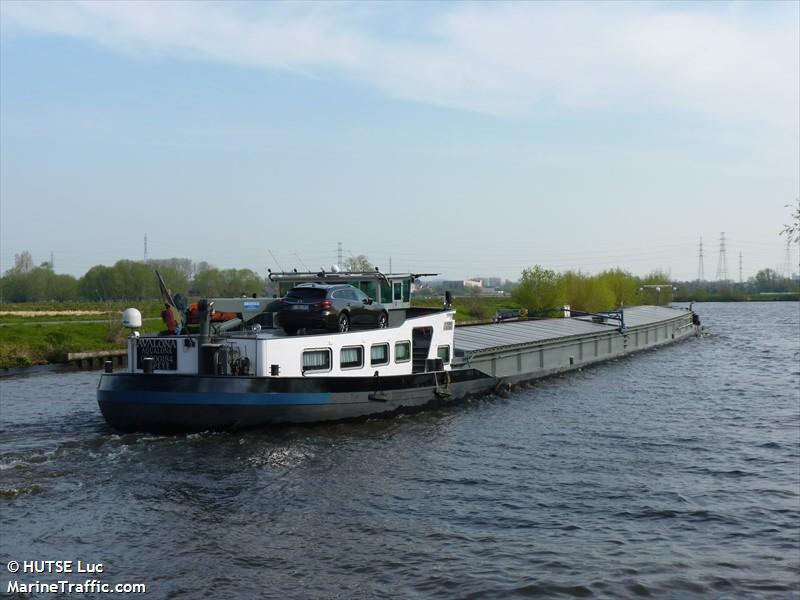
1,302,798,599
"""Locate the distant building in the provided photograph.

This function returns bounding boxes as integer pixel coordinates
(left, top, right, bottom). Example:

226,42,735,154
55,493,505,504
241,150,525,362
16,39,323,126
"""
464,278,482,288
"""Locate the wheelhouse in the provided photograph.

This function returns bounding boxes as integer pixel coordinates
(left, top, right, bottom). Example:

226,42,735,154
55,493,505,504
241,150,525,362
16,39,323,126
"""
268,270,435,311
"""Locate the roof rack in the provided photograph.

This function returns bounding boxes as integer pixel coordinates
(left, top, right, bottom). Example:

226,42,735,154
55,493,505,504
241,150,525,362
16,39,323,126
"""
267,269,437,283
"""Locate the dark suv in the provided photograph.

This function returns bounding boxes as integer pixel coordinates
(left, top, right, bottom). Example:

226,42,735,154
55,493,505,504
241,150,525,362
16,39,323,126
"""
276,284,388,335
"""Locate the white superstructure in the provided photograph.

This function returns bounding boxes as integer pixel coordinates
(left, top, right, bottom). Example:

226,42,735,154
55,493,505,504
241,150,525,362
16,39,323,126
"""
127,310,456,378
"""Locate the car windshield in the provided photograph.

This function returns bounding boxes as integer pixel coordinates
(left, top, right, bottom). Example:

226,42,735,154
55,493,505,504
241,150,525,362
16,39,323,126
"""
286,288,327,302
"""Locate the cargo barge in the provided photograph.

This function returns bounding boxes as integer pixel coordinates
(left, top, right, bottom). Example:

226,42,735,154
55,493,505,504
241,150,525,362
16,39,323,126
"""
97,271,699,432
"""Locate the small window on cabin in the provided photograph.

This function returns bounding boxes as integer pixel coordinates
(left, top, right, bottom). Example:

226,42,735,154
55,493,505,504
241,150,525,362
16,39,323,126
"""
395,341,411,363
302,349,331,372
403,279,411,302
437,345,451,365
340,346,364,369
393,281,403,302
371,343,389,366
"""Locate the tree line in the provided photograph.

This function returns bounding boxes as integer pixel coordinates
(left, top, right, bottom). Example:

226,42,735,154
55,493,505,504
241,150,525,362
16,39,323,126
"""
1,253,796,306
1,256,265,302
510,266,798,315
511,267,672,314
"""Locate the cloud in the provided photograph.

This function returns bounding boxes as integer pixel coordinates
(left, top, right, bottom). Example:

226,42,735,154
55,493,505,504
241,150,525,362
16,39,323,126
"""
2,1,798,129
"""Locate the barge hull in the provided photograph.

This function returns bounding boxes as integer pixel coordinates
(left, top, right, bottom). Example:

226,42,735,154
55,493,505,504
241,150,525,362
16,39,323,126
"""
97,369,496,432
454,306,695,382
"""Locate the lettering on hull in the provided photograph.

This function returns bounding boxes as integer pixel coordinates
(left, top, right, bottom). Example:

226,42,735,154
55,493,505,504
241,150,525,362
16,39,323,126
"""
136,338,177,370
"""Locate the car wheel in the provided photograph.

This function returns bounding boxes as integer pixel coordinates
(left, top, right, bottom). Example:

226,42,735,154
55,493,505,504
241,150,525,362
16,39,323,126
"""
377,312,388,329
337,313,350,333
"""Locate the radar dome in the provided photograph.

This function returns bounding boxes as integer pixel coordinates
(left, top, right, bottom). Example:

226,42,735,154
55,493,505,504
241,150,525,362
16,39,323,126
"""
122,308,142,328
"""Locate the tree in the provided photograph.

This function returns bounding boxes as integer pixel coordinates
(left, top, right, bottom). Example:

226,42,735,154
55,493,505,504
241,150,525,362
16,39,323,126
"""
79,265,121,301
11,251,33,274
752,268,786,293
561,270,616,313
512,265,565,315
596,268,641,307
0,266,78,302
193,267,263,297
147,258,194,281
344,255,373,272
781,198,800,244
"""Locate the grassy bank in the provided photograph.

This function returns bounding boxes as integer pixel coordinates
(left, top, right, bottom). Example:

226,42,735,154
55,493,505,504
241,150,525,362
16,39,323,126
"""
0,319,164,368
0,301,167,368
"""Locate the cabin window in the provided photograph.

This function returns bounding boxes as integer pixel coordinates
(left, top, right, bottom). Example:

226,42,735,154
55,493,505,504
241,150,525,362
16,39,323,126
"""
403,279,411,302
371,343,389,366
340,346,364,370
437,345,451,365
395,341,411,363
393,281,403,301
302,349,331,372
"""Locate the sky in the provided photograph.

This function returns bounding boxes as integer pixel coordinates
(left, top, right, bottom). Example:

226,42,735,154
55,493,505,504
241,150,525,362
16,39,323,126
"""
1,0,798,283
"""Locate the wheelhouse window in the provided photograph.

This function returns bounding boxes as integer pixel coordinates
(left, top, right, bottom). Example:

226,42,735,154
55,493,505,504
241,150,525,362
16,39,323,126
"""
371,343,389,366
359,281,377,301
395,341,411,363
380,280,392,304
302,349,331,372
437,345,451,365
340,346,364,370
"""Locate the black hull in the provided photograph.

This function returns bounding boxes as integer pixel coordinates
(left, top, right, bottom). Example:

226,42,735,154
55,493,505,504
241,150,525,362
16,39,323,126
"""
97,369,496,432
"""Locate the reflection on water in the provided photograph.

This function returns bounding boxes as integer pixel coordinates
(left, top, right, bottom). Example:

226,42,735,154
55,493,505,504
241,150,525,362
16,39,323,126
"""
1,302,798,598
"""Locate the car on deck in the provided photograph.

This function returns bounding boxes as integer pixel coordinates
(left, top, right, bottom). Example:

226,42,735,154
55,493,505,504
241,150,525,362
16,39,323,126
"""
275,283,388,335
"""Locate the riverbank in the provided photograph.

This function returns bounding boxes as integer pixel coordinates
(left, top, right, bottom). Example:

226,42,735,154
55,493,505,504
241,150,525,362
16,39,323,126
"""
0,301,164,369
